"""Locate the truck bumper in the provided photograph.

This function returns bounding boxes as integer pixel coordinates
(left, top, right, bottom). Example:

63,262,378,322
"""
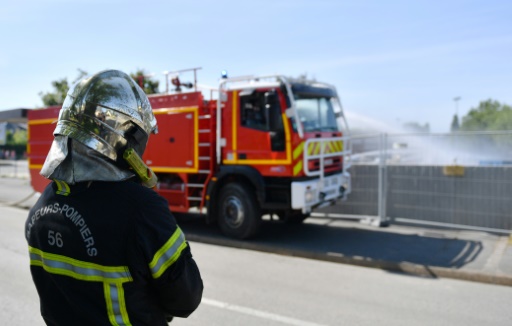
291,171,351,213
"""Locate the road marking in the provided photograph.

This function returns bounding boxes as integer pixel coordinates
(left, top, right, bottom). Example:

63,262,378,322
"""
327,252,344,257
202,298,328,326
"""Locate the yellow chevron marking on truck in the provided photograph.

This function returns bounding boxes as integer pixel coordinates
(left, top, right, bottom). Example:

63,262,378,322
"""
293,142,304,160
293,160,303,176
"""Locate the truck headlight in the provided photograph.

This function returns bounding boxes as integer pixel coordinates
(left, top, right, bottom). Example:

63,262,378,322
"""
305,189,316,203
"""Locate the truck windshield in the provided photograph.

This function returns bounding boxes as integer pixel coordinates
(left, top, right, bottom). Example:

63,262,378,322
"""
294,95,340,132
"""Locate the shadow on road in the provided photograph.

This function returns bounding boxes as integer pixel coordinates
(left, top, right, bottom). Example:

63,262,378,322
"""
176,215,483,272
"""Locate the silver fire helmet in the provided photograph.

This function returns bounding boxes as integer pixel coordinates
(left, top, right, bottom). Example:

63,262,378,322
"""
40,69,158,184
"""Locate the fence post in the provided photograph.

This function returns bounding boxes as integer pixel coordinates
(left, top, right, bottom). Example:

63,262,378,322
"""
377,133,390,226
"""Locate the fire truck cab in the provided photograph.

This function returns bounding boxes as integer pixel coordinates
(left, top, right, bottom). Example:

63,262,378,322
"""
27,69,351,239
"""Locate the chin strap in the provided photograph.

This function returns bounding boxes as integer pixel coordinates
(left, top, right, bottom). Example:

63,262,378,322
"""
123,148,158,188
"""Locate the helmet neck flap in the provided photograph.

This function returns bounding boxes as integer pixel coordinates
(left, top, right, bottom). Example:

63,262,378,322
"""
41,136,135,183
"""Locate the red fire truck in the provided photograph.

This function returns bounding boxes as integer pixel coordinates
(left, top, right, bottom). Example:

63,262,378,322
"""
27,68,351,239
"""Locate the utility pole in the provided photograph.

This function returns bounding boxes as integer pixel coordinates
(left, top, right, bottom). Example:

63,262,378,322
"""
451,96,461,132
453,96,461,116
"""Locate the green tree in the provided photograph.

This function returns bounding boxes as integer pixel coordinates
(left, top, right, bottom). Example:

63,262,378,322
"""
39,78,69,106
39,69,88,106
5,129,27,146
460,99,512,131
459,99,512,152
5,130,13,144
11,129,27,145
130,69,159,94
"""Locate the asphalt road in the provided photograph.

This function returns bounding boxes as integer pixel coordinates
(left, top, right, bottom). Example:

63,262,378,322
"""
2,205,512,326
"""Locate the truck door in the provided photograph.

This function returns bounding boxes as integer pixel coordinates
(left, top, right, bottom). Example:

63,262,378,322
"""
224,89,289,165
144,108,198,173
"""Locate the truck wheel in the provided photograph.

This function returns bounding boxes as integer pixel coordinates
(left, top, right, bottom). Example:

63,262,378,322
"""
217,183,262,239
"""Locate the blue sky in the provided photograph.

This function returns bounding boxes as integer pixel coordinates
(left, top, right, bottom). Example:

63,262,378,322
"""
1,0,511,132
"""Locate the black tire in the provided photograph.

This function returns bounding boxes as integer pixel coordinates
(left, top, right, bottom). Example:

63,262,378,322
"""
217,183,262,239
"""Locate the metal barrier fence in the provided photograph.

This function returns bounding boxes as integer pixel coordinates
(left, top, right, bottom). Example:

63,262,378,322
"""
3,132,512,233
317,131,512,233
0,159,29,179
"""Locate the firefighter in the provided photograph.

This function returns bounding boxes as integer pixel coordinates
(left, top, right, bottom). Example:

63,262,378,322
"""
25,70,203,325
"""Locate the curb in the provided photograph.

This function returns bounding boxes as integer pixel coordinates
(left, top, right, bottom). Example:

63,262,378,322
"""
187,234,512,287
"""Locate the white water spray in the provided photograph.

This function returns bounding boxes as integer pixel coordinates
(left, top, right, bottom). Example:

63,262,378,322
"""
342,110,512,166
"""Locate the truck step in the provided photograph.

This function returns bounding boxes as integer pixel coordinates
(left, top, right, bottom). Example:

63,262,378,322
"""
187,183,205,188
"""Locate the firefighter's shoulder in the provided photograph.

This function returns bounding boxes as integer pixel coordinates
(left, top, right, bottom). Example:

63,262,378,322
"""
110,179,168,205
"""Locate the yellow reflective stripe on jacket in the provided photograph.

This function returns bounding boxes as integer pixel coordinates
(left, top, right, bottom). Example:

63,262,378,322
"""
54,179,71,196
149,227,187,279
104,283,132,326
29,246,132,283
29,246,133,325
